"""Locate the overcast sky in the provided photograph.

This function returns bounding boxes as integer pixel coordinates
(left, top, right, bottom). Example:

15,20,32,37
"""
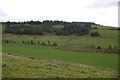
0,0,119,27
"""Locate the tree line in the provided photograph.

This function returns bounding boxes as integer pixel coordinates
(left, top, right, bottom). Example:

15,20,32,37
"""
3,20,96,36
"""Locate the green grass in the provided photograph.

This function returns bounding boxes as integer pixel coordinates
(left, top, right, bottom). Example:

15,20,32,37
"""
2,26,119,78
3,43,118,71
2,34,118,49
3,26,119,49
2,54,118,78
91,26,118,39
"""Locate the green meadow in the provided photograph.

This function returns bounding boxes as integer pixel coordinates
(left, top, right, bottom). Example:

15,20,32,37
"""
3,43,118,71
2,25,119,78
2,54,118,78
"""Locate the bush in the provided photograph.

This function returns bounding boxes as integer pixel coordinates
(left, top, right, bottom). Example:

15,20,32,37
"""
108,45,112,49
37,42,40,45
41,42,46,45
22,41,24,44
47,41,50,45
30,57,34,59
85,46,87,48
2,64,7,67
5,40,9,43
53,42,58,46
114,45,117,49
91,31,100,37
30,40,34,44
97,46,101,49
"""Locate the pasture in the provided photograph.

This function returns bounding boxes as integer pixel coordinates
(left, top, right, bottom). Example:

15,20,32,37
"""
2,25,119,78
3,43,118,71
2,33,118,49
2,53,118,78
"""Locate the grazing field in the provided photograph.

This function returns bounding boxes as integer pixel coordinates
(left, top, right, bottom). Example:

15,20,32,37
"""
3,43,118,71
2,54,118,78
2,34,118,49
91,26,118,39
2,25,119,78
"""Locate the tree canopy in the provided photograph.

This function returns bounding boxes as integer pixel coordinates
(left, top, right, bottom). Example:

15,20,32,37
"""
3,20,96,36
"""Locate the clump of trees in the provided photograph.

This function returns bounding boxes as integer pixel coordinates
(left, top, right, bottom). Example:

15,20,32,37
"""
56,23,91,36
3,21,95,36
4,24,46,35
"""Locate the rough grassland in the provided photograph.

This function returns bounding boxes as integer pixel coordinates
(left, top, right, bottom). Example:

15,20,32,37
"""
2,54,118,78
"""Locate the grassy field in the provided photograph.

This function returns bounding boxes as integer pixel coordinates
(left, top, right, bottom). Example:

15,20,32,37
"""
2,25,119,49
2,34,118,49
2,54,118,78
2,25,119,78
3,43,118,71
91,26,118,39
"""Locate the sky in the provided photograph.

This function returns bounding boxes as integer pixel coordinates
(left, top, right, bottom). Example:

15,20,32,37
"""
0,0,119,27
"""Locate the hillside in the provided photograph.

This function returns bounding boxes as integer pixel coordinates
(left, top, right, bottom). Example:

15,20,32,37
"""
2,53,118,78
2,22,119,78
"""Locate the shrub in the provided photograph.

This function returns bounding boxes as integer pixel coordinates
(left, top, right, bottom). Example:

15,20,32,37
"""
114,45,118,50
53,42,58,46
22,41,24,44
108,45,112,49
41,42,46,45
97,46,101,49
37,42,40,45
47,41,50,45
2,64,7,67
5,40,9,43
30,57,34,59
30,40,34,44
91,31,100,37
14,41,16,43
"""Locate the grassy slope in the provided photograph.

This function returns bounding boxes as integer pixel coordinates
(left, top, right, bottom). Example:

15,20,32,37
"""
2,54,118,78
2,34,118,49
2,25,119,78
3,43,118,71
3,25,119,49
91,26,118,39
